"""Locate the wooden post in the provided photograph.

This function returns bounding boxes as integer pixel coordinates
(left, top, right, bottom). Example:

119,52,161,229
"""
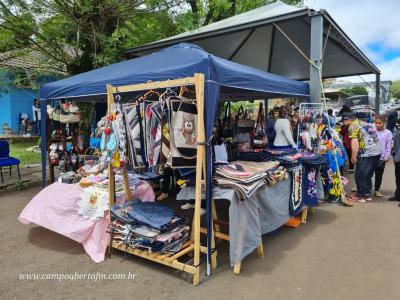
192,73,205,285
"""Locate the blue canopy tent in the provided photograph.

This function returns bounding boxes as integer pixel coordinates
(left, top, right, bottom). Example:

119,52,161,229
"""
39,43,309,276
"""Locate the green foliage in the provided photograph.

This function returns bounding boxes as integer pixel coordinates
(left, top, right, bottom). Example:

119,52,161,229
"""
0,0,303,75
391,80,400,100
340,86,368,96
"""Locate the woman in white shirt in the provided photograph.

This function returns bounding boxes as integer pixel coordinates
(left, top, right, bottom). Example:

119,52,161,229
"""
273,108,296,148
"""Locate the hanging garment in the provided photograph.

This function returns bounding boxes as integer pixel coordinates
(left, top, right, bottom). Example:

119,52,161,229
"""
123,103,146,169
145,102,162,167
111,103,128,163
288,165,303,216
160,101,171,165
168,97,198,168
303,166,318,207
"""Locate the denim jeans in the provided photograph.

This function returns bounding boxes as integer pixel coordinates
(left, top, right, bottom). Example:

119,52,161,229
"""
355,155,380,196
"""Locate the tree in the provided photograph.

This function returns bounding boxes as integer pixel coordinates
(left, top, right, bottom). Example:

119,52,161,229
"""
0,0,303,145
340,85,368,96
391,80,400,100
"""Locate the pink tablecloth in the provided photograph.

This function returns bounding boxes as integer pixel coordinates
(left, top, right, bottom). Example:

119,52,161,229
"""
19,180,155,263
19,183,109,262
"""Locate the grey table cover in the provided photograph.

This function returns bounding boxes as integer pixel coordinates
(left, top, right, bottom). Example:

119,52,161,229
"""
177,178,292,266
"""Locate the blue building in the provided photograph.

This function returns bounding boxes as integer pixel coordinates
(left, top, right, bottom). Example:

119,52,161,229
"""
0,48,65,134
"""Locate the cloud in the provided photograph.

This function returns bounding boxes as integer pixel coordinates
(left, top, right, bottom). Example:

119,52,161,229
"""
304,0,400,80
304,0,400,52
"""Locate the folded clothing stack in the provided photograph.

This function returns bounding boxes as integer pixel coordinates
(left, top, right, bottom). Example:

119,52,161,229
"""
214,161,281,200
111,200,189,253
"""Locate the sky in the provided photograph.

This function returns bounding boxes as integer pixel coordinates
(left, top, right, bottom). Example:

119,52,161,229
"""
304,0,400,82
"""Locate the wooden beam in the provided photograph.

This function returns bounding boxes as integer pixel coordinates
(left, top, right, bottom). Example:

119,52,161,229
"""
112,243,197,275
111,77,197,94
200,227,229,241
193,72,205,286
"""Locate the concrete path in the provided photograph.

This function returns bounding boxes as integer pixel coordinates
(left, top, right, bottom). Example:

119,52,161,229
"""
1,162,399,300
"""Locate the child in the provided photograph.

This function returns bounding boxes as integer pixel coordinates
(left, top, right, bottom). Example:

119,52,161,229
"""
374,115,392,197
389,119,400,203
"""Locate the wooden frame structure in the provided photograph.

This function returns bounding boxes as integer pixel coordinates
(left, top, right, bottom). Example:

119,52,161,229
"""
106,73,215,286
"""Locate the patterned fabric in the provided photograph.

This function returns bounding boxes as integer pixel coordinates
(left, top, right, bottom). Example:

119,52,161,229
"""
123,104,146,169
376,129,393,161
303,166,318,207
328,171,342,202
160,102,171,165
349,120,381,158
288,165,303,216
145,102,162,167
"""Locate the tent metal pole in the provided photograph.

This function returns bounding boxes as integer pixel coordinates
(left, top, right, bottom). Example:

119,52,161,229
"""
40,100,47,188
264,98,269,130
310,14,323,103
375,73,381,114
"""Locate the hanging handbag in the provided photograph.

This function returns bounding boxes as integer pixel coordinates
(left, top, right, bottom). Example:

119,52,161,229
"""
59,103,81,123
236,106,255,129
168,96,198,168
253,102,267,148
220,102,233,138
233,106,254,143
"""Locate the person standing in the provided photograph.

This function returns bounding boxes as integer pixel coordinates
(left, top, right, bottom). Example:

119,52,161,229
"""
373,115,392,197
389,119,400,202
386,108,397,132
344,112,381,202
273,108,296,149
339,122,354,172
32,98,41,135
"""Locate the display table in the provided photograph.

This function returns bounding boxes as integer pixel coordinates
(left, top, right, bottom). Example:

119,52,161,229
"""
177,178,292,267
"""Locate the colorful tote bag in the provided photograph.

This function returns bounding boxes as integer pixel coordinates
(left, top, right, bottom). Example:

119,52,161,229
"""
168,96,198,168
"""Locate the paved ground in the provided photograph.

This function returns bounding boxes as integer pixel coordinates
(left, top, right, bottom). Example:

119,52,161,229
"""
1,162,400,300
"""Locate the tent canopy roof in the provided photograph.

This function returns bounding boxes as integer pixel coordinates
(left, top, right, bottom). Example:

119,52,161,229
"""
39,43,309,101
126,1,379,80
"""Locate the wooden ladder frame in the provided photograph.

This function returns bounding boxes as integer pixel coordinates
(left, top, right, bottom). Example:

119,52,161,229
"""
106,73,214,285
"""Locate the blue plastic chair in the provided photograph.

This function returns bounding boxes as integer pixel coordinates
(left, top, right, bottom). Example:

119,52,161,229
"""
0,140,21,183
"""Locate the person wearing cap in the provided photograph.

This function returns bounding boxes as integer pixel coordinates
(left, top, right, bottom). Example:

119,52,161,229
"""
389,118,400,203
344,112,382,202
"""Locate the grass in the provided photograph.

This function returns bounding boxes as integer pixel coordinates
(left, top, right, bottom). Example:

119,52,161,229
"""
9,142,41,165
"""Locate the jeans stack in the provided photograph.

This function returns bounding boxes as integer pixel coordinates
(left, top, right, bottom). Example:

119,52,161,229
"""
111,200,189,253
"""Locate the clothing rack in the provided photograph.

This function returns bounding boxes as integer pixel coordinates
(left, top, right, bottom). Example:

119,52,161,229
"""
106,73,215,286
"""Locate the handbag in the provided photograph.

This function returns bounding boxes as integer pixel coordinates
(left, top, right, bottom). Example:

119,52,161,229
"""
59,104,81,123
236,106,255,129
220,102,233,138
168,96,198,168
233,106,254,143
253,102,267,148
